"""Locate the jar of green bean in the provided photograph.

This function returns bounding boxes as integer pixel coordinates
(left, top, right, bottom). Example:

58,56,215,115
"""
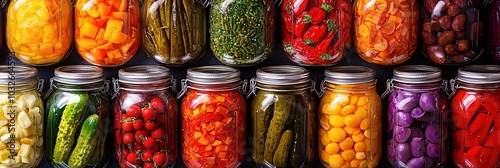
209,0,276,67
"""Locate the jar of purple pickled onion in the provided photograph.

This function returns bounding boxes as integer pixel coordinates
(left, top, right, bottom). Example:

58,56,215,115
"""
382,65,449,168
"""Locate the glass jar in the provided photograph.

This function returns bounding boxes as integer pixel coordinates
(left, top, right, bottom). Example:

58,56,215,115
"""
420,0,485,65
318,66,381,168
75,0,140,67
383,65,448,168
250,65,316,168
353,0,417,65
209,0,275,67
44,65,111,168
141,0,206,66
489,0,500,62
178,66,246,167
6,0,73,66
450,65,500,168
280,0,351,66
0,66,44,168
113,65,178,168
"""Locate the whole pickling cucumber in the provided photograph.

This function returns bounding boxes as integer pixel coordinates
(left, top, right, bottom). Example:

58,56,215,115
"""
263,94,294,164
68,114,99,168
273,129,293,167
45,91,69,161
252,91,275,164
53,93,89,163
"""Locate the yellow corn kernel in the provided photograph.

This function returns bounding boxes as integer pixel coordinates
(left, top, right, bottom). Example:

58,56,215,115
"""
339,137,354,151
320,116,331,130
328,154,344,168
319,129,327,138
333,94,350,107
328,128,346,143
341,105,356,116
360,160,369,167
364,130,371,139
354,142,366,152
321,104,330,114
354,107,368,119
325,142,340,155
349,95,359,105
341,161,351,168
360,119,370,130
329,115,345,128
344,127,360,135
341,149,356,161
364,139,371,152
351,159,362,167
352,133,365,142
357,96,368,106
320,150,331,163
329,105,343,115
0,149,9,161
355,152,366,160
321,134,331,146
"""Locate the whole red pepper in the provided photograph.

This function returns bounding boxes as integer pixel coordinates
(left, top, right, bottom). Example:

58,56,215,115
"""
303,24,327,45
282,0,293,15
291,38,314,56
293,12,312,37
320,2,333,12
308,7,326,24
293,0,309,15
310,36,334,61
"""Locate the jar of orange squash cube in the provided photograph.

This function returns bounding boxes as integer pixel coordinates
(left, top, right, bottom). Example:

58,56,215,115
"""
318,66,382,168
353,0,417,65
6,0,73,66
75,0,140,67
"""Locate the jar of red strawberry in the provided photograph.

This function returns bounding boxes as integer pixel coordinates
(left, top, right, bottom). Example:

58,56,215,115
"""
113,65,178,168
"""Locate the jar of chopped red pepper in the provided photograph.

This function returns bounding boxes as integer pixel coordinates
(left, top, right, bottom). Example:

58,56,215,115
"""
113,65,178,168
450,65,500,168
281,0,352,66
249,65,316,168
178,66,247,167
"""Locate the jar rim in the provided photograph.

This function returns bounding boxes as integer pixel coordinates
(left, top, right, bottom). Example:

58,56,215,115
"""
325,66,375,84
119,65,170,84
0,65,38,84
393,65,442,84
54,65,104,85
255,65,310,86
187,66,240,85
457,65,500,84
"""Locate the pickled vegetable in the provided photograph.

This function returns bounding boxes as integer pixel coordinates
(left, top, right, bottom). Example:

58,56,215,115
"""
142,0,206,65
451,89,500,168
0,92,44,168
353,0,417,65
6,0,73,66
319,88,382,167
420,0,485,65
181,89,246,167
209,0,275,66
281,0,352,66
75,0,140,67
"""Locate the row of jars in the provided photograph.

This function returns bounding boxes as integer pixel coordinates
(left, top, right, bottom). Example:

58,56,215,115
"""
1,64,500,168
0,0,499,67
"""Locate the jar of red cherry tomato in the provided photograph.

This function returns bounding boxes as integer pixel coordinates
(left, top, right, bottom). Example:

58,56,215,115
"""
280,0,352,66
177,66,247,167
113,65,178,168
450,65,500,168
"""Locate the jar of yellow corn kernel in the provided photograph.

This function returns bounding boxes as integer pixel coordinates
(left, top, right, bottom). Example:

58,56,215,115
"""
318,66,382,168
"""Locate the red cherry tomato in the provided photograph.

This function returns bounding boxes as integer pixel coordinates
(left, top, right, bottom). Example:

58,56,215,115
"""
143,137,156,149
143,162,155,168
126,105,142,118
145,120,157,131
133,119,144,130
142,107,157,121
120,149,131,161
148,142,160,153
142,151,154,162
122,133,135,145
122,120,134,132
126,152,141,165
133,144,145,151
150,97,166,112
151,128,165,140
135,129,149,144
153,152,167,166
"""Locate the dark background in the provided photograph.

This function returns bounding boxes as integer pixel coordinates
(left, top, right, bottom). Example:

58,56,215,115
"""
0,1,497,168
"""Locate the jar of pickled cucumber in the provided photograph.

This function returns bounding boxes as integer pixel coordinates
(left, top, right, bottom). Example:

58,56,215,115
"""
0,65,44,168
382,65,448,168
44,65,111,168
353,0,417,65
450,65,500,168
141,0,206,66
6,0,73,66
178,66,246,167
209,0,276,67
318,66,381,167
250,65,316,168
75,0,140,67
113,65,178,168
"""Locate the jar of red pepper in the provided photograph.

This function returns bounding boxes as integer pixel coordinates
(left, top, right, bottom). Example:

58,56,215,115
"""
249,65,316,167
178,66,247,167
450,65,500,168
113,65,178,168
281,0,352,66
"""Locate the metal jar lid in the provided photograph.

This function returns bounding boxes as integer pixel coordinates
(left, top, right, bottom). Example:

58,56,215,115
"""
325,66,375,84
393,65,442,84
187,66,240,85
0,65,38,84
255,65,310,86
457,65,500,84
118,65,170,84
53,65,104,85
